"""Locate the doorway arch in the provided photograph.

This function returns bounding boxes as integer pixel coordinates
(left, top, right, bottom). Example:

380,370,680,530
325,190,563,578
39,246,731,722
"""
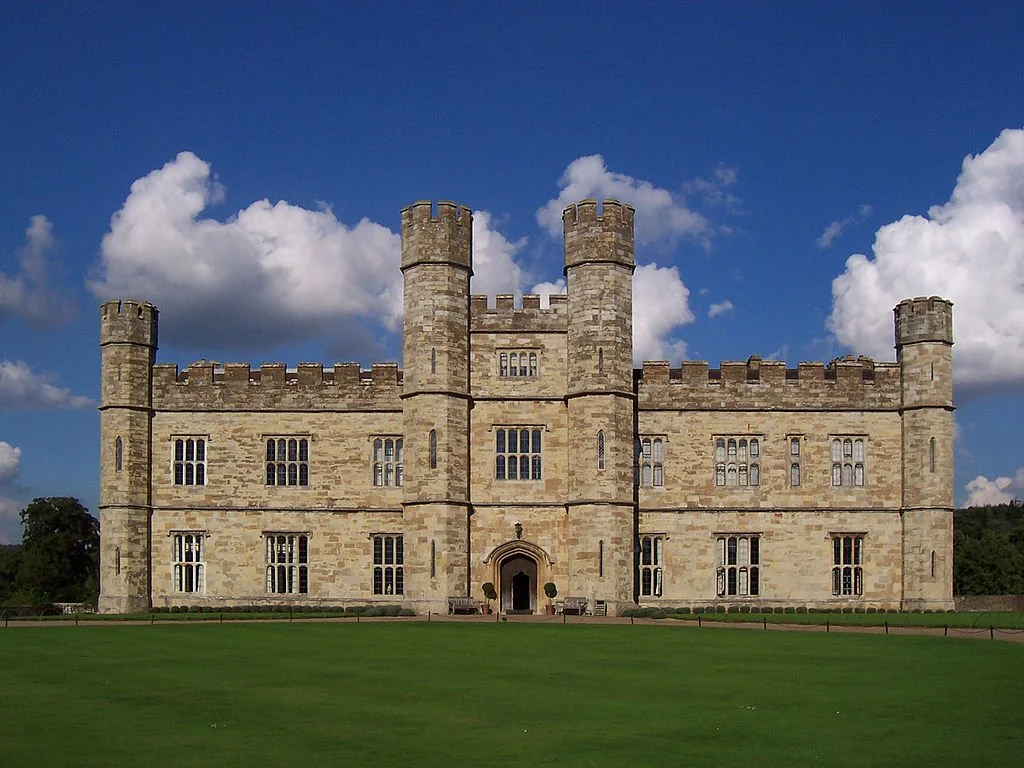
500,554,537,613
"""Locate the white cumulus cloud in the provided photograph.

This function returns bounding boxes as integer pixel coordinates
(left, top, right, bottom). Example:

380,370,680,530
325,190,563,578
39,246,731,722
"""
633,263,694,363
964,468,1024,507
828,128,1024,392
708,300,734,319
529,279,566,308
470,211,527,297
0,442,20,484
89,152,405,351
536,155,712,246
0,215,72,326
0,360,92,410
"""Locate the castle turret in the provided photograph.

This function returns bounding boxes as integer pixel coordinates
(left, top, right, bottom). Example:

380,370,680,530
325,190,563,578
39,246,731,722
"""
895,296,954,610
98,299,157,613
400,201,473,613
563,200,637,613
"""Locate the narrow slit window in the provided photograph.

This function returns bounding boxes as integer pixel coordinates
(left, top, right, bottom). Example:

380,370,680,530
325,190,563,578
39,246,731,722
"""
429,429,438,470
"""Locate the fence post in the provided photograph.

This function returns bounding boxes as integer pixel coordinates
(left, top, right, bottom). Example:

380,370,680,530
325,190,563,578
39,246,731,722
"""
990,625,994,640
944,624,947,637
826,620,830,633
697,615,701,628
763,617,767,630
884,621,888,635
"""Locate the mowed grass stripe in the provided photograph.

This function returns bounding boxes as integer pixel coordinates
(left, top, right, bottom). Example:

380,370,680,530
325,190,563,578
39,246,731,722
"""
0,623,1020,767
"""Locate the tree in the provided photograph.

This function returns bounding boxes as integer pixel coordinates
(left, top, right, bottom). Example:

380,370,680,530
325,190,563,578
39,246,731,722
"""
14,497,99,604
954,503,1024,595
0,545,21,603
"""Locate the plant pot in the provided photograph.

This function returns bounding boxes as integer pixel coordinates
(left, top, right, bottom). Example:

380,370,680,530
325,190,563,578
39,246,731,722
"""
481,604,492,615
545,604,556,615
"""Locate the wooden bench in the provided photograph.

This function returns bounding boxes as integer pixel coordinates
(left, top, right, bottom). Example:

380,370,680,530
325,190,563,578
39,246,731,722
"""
562,597,588,615
448,597,480,615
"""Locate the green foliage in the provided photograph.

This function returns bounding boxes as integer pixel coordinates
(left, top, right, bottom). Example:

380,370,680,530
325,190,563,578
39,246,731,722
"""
482,581,497,601
0,544,22,603
954,503,1024,595
13,498,99,605
543,582,557,599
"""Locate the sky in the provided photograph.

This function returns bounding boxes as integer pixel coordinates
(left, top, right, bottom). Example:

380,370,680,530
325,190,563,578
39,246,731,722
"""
1,3,1022,543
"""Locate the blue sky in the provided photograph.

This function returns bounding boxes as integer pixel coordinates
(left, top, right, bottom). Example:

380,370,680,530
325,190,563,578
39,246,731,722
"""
1,3,1023,541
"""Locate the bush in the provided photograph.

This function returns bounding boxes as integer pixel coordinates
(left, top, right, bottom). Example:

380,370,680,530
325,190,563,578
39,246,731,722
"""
796,606,808,614
854,607,865,614
842,607,854,614
693,606,705,614
362,607,380,617
783,607,796,614
727,605,740,613
399,608,416,617
169,605,179,614
677,606,691,614
866,607,877,614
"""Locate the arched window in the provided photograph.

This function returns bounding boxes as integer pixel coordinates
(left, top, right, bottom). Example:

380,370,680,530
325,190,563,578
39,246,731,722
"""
715,463,726,486
832,463,842,486
529,353,537,377
509,352,518,377
115,437,123,472
750,463,759,486
372,437,402,486
429,429,437,470
597,431,605,470
791,463,800,487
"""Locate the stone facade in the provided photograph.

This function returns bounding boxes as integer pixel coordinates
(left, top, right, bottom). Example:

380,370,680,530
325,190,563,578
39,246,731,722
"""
97,199,956,614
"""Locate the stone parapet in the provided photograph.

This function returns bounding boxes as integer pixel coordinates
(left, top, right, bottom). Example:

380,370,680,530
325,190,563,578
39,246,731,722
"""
638,357,901,411
152,362,402,411
469,294,568,333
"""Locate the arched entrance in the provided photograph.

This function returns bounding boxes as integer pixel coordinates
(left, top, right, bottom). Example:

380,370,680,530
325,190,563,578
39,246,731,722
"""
500,554,538,614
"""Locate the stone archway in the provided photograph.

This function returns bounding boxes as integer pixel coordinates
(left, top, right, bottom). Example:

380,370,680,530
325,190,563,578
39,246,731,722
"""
500,554,537,613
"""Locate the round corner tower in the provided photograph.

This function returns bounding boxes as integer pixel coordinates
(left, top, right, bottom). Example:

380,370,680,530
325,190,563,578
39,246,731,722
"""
894,295,954,610
563,199,637,614
400,201,473,613
98,298,158,614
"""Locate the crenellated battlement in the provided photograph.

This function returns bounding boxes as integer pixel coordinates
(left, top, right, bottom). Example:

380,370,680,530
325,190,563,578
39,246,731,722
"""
637,355,901,411
562,198,635,230
151,361,403,411
894,296,953,346
563,199,635,273
469,293,569,334
100,299,158,347
400,200,473,272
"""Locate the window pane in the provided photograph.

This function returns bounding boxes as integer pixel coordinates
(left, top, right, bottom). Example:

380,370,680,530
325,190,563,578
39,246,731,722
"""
496,430,505,454
529,353,537,376
641,536,652,566
266,440,275,461
739,568,748,596
843,439,853,459
832,463,842,486
832,567,841,595
531,455,542,480
750,463,759,486
641,464,651,486
739,464,748,486
791,438,799,457
653,465,663,486
299,464,308,486
728,440,736,458
843,463,853,486
791,463,800,486
373,537,382,565
654,537,663,565
385,464,393,486
727,568,737,595
299,566,308,594
854,464,864,486
175,463,184,485
499,353,508,376
507,429,517,451
175,439,184,461
384,439,394,462
715,439,725,462
727,537,737,565
374,439,382,462
385,536,394,563
843,536,852,564
738,440,747,463
299,536,308,563
496,455,505,480
196,439,205,462
277,463,286,486
641,568,652,596
520,430,530,454
520,455,530,479
278,439,287,461
196,464,205,485
854,439,864,462
288,463,297,486
185,463,194,485
395,536,403,565
750,439,759,458
532,430,541,453
853,537,862,564
854,567,863,595
715,464,725,486
509,353,517,375
750,567,759,595
185,439,194,461
642,439,651,460
750,537,759,565
396,440,403,463
727,465,737,486
653,568,662,597
738,537,749,565
266,464,275,485
373,566,383,594
374,464,383,486
653,439,663,462
832,439,842,462
395,567,404,595
299,439,308,462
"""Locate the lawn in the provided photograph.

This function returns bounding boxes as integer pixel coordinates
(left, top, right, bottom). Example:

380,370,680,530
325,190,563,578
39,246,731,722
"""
0,623,1020,767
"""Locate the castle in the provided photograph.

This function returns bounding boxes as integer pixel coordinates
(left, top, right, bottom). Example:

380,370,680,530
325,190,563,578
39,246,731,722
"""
98,199,955,615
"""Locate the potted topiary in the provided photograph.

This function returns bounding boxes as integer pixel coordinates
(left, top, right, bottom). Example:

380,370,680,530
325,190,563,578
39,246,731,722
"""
482,582,497,614
543,582,558,615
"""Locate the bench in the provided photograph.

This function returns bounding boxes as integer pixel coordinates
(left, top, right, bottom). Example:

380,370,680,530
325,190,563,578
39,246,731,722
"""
562,597,588,616
448,597,480,615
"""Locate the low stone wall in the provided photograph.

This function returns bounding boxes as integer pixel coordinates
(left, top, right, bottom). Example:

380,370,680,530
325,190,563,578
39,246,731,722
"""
954,595,1024,611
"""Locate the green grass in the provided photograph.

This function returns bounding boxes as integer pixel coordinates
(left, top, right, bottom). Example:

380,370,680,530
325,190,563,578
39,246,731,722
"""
664,610,1024,629
0,623,1021,767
